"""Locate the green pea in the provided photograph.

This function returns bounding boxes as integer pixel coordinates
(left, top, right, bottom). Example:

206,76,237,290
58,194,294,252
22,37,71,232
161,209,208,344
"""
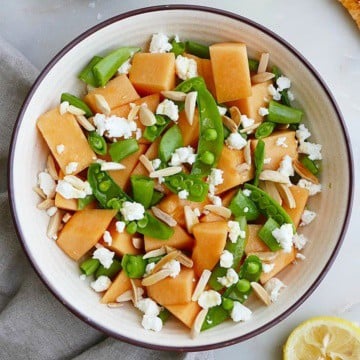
126,221,137,234
221,298,234,311
236,279,251,293
106,198,122,210
99,180,111,192
200,151,215,165
247,262,260,275
137,216,149,229
189,184,204,197
156,115,167,125
88,132,107,155
204,128,218,141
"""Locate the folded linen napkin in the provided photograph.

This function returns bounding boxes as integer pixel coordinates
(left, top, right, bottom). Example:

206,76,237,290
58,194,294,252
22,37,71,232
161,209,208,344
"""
0,36,213,360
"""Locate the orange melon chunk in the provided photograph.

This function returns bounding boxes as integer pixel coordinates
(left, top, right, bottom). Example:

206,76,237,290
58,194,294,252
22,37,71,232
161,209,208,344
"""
57,209,117,260
177,109,200,147
192,221,228,277
283,185,309,228
146,268,195,305
210,42,252,103
37,108,96,175
166,301,201,328
200,212,224,223
55,193,78,211
244,224,269,254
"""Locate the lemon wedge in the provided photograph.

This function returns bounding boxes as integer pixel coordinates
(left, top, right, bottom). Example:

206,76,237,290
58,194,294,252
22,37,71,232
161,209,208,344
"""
283,316,360,360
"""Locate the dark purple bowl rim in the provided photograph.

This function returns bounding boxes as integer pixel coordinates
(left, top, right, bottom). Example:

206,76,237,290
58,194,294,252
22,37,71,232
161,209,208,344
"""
8,4,354,352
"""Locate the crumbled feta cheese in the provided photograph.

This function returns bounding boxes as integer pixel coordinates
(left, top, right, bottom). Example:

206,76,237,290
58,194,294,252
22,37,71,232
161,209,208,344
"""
135,128,142,140
287,90,295,101
100,162,126,171
79,274,86,281
93,113,137,139
175,55,198,80
298,141,322,160
149,33,172,53
65,162,79,174
38,171,56,198
103,230,112,246
296,253,306,261
56,144,65,154
292,233,308,250
300,210,317,226
56,176,92,199
169,146,196,166
278,155,294,177
136,298,161,316
92,247,115,269
162,259,181,278
141,315,163,332
193,208,201,217
276,76,291,91
120,201,145,221
272,223,294,253
225,132,247,150
46,206,58,217
207,168,224,194
228,221,245,243
59,101,69,115
218,106,227,116
208,194,222,206
243,189,252,197
145,262,155,276
264,157,272,164
178,189,189,200
220,250,234,268
276,136,288,148
156,99,179,122
295,124,311,143
230,302,252,322
217,268,239,288
240,115,255,129
115,221,126,233
152,158,161,170
264,278,286,302
90,275,111,292
297,179,322,196
262,263,275,274
198,290,222,309
117,59,132,74
268,84,281,101
258,107,269,117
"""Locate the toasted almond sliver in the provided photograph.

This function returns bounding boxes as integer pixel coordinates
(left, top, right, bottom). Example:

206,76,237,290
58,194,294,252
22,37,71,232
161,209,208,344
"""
191,269,212,302
276,183,296,209
244,140,252,166
257,52,270,74
204,205,232,219
100,162,126,171
251,282,272,306
151,207,177,227
239,123,260,133
132,237,143,250
94,94,111,115
184,206,199,234
150,250,181,275
47,154,58,180
37,198,55,210
247,251,278,262
164,245,177,254
259,170,290,184
116,290,133,302
68,105,86,116
76,115,96,131
139,106,157,126
262,181,282,205
143,247,167,260
229,106,241,126
293,159,320,185
161,90,187,102
63,175,87,190
191,308,208,339
127,104,140,122
154,183,165,192
139,155,154,173
176,252,193,268
251,71,275,84
107,302,124,308
141,269,173,286
149,166,182,178
222,115,238,133
62,212,72,223
33,186,47,199
236,163,250,174
130,279,139,305
185,91,197,125
47,209,63,239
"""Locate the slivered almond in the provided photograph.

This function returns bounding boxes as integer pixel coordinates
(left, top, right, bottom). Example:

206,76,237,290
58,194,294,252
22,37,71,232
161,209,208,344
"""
132,237,143,250
204,205,231,219
139,106,157,126
149,166,182,178
107,302,124,308
37,198,55,210
222,115,238,133
251,71,275,84
184,206,199,234
47,209,63,240
251,282,271,306
176,253,193,268
33,186,47,199
161,90,187,102
276,183,296,209
150,250,181,275
191,308,208,339
263,181,282,205
151,207,177,227
239,123,260,133
139,155,154,173
141,269,173,286
185,91,197,125
47,154,58,180
130,279,139,305
191,269,212,302
236,163,250,174
154,183,165,192
259,170,289,184
63,175,87,190
143,247,167,259
247,251,278,262
257,52,270,74
76,115,96,131
94,94,111,115
127,104,140,122
244,140,252,166
62,213,72,223
68,105,86,116
229,106,241,125
293,159,319,184
165,245,176,254
116,290,133,302
100,162,126,171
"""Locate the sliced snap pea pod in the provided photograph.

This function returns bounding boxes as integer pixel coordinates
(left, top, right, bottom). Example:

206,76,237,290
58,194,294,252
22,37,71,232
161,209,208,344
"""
80,258,100,276
78,55,103,87
95,258,122,279
300,156,319,176
109,139,139,162
271,66,292,106
60,93,93,117
255,122,276,139
78,194,95,210
136,212,174,240
244,183,295,230
130,175,154,209
229,190,260,221
143,115,170,142
121,254,147,278
185,40,210,59
253,139,265,187
272,65,282,80
258,217,283,251
171,39,185,57
267,100,303,124
93,47,140,87
158,125,183,163
158,308,171,324
146,255,164,264
88,131,107,155
248,58,259,72
149,190,164,207
201,305,229,331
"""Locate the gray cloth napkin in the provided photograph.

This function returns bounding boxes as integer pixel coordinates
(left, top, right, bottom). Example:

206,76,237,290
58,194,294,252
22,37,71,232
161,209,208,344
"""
0,36,214,360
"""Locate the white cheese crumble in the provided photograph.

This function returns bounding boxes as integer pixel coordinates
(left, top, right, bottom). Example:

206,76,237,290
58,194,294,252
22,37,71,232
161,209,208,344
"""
207,168,224,194
152,158,161,170
56,176,92,199
59,101,69,115
117,59,132,75
56,144,65,154
287,90,295,101
300,209,317,226
145,262,155,276
193,208,201,217
178,189,189,200
276,136,288,148
278,155,294,177
169,146,196,166
295,124,311,143
276,76,291,91
175,55,198,80
264,157,272,164
264,278,286,302
65,162,78,175
219,250,234,268
228,221,245,243
208,194,222,206
218,106,227,116
92,247,115,269
258,107,269,117
100,162,126,171
198,290,222,309
38,171,56,198
297,179,322,196
120,201,145,221
217,268,239,288
298,141,322,160
267,84,281,101
243,189,252,197
162,259,181,278
241,115,255,129
292,233,308,250
296,253,306,261
93,113,137,139
135,128,142,140
225,132,247,150
115,221,126,233
262,263,275,274
136,298,160,316
149,33,172,53
156,99,179,122
79,274,86,281
90,275,111,292
46,206,58,217
272,223,294,253
103,230,112,246
230,302,252,322
141,315,163,332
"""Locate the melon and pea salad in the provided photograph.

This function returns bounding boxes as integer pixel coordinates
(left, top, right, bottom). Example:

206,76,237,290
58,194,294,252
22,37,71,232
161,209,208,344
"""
35,33,322,336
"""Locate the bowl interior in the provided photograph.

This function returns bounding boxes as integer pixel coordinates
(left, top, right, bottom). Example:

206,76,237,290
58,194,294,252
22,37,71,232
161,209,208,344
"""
10,7,352,350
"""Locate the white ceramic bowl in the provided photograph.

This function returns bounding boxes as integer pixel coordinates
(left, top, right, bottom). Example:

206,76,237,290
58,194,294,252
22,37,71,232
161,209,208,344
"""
8,5,353,351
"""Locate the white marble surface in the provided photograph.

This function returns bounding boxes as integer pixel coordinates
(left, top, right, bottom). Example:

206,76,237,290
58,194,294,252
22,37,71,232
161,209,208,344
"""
1,0,359,358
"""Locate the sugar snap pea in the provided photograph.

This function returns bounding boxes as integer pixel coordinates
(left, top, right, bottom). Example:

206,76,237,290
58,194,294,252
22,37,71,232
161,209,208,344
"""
80,258,100,276
95,258,122,279
255,122,276,139
109,139,139,162
300,156,319,176
159,125,183,163
60,93,93,117
171,39,185,57
253,139,265,187
248,58,259,72
149,190,164,207
258,217,282,251
88,131,107,155
158,308,171,324
78,55,103,87
185,40,210,59
143,115,170,142
229,190,260,221
78,194,95,210
201,305,229,331
272,65,291,106
121,254,147,278
268,100,303,124
130,175,154,209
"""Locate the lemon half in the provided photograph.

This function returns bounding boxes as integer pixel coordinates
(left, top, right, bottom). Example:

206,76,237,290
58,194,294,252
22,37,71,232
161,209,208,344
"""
283,316,360,360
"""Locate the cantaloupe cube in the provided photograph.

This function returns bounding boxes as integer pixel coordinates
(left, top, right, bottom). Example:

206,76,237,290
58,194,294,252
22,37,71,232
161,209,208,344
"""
283,185,309,228
146,268,195,305
129,53,176,95
251,131,298,170
166,301,201,328
200,212,224,223
210,43,252,103
37,108,96,175
131,138,160,177
227,81,272,123
84,74,140,112
215,146,254,194
57,209,117,260
55,193,78,211
244,224,269,254
192,221,228,277
177,109,199,147
144,224,194,252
